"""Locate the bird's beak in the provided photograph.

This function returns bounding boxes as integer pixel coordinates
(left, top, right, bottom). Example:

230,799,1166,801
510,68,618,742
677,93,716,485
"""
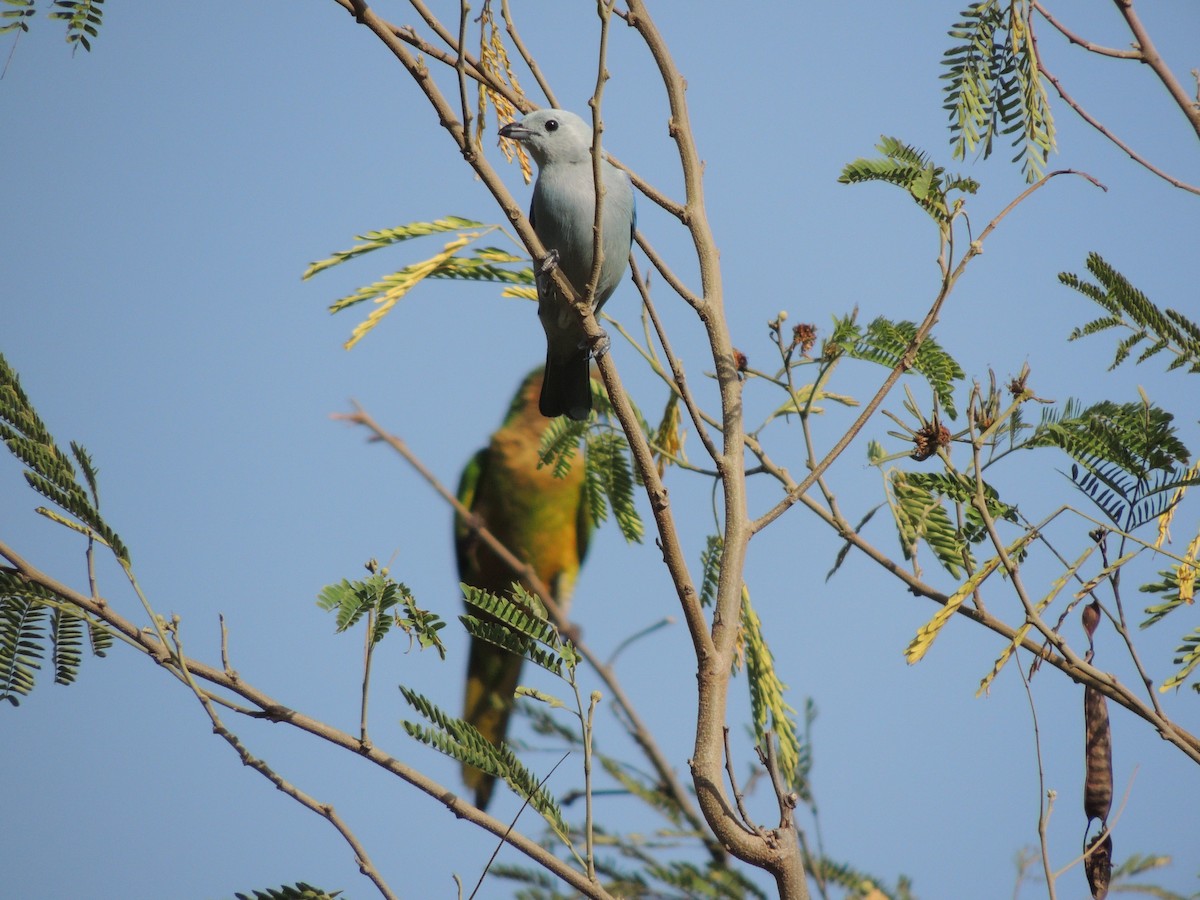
498,121,532,142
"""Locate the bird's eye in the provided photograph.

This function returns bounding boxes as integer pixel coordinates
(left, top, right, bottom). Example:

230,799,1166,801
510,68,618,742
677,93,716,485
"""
545,119,559,132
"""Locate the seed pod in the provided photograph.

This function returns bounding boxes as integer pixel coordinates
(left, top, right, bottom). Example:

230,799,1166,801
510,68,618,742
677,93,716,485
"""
1084,831,1112,900
1082,599,1101,642
1083,683,1113,824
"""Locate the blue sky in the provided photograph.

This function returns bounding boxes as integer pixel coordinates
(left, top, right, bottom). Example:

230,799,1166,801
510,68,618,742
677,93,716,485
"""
3,2,1199,898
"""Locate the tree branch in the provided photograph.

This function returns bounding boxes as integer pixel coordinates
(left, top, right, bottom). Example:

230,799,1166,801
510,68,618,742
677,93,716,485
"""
1111,0,1200,141
331,403,725,864
0,538,618,899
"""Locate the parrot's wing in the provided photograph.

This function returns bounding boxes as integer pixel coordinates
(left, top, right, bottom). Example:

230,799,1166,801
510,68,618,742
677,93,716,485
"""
454,447,489,580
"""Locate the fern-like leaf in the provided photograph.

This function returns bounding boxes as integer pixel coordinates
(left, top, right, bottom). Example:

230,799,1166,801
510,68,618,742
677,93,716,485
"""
1062,252,1200,373
316,571,445,656
941,0,1055,181
400,686,572,841
538,415,586,478
50,605,83,686
48,0,104,52
741,587,803,793
1036,396,1194,531
0,0,36,36
848,318,965,418
890,471,971,578
1159,628,1200,693
644,861,770,900
232,882,341,900
698,534,722,608
0,588,47,705
840,138,979,223
301,217,487,278
1,352,129,562
584,431,644,543
461,583,579,674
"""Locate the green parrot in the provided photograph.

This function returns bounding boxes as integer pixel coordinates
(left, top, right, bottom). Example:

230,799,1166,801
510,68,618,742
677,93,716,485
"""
455,367,591,810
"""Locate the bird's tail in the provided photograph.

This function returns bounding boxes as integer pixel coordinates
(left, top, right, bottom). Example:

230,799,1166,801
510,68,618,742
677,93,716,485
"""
462,638,525,810
539,349,591,420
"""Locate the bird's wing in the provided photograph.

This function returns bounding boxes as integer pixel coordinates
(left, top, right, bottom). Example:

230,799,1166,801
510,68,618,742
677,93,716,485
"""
454,447,489,579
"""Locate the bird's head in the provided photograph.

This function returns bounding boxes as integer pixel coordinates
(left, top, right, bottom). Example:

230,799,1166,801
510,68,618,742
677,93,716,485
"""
498,109,594,167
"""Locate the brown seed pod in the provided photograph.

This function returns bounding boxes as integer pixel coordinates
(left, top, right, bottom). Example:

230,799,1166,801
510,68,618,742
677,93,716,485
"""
1084,683,1113,824
1084,831,1112,900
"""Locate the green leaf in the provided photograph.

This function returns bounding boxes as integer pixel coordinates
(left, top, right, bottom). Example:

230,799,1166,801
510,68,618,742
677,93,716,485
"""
890,471,970,578
1159,628,1200,693
839,137,978,223
400,686,572,842
0,1,35,37
941,1,1055,181
0,352,129,563
1063,252,1200,373
698,535,722,608
461,583,576,672
584,431,644,543
741,588,804,794
846,318,965,418
1034,395,1194,532
232,882,341,900
316,570,444,655
50,605,83,686
538,415,587,478
0,588,47,705
48,0,105,52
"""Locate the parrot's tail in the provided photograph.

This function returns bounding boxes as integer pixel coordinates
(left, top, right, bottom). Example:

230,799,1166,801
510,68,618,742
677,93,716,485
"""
540,349,591,420
463,637,525,811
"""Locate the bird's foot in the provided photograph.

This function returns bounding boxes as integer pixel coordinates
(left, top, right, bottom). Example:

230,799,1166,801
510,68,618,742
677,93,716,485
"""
587,329,611,360
538,249,560,275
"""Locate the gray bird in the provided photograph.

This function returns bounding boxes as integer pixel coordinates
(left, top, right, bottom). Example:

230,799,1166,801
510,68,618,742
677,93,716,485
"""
499,109,635,420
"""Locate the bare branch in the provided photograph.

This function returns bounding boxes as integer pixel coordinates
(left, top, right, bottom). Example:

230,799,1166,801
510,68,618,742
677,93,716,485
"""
0,537,616,898
1111,0,1200,141
1032,1,1140,59
1034,53,1200,194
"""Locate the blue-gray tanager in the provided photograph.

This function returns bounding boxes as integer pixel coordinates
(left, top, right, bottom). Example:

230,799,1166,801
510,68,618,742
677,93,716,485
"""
499,109,635,420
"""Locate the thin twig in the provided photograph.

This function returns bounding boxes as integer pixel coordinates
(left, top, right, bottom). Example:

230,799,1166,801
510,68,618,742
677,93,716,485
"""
633,231,703,310
0,535,620,899
455,1,473,149
360,608,374,746
468,753,573,900
627,256,720,463
1037,57,1200,195
219,613,237,681
605,615,675,667
1015,654,1057,900
583,690,600,881
607,152,689,220
1110,0,1200,141
333,405,560,618
752,169,1106,536
170,619,401,900
722,726,760,836
1032,1,1139,59
585,0,615,304
756,733,798,832
500,0,557,108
